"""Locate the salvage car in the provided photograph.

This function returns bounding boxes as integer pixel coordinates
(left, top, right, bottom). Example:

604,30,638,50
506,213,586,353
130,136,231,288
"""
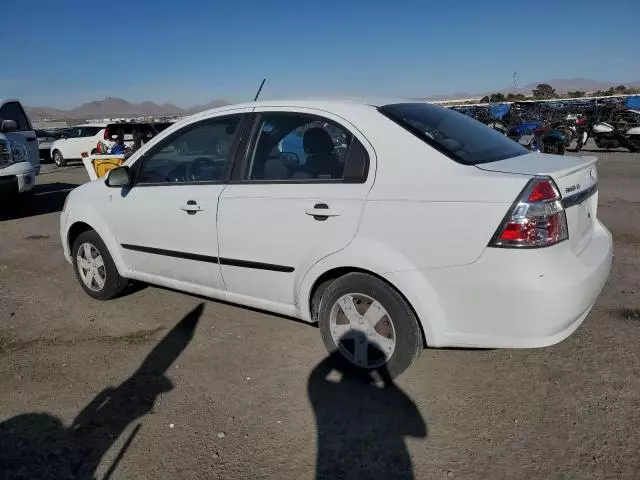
0,99,40,196
60,99,613,376
50,122,158,166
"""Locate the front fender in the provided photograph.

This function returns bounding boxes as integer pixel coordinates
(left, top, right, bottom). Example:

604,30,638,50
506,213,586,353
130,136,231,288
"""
63,202,128,276
294,238,445,345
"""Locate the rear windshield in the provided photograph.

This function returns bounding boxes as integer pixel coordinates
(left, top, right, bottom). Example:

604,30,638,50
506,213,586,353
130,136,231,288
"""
379,103,529,165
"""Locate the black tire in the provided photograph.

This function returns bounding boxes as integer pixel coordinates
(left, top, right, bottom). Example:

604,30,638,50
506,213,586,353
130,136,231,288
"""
317,273,422,378
71,230,127,300
53,150,66,167
557,144,566,155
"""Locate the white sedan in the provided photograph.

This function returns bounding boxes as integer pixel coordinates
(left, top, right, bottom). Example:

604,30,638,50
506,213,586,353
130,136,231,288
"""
60,99,612,376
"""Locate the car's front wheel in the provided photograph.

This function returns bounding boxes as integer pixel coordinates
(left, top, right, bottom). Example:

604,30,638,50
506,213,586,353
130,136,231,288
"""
71,230,127,300
53,150,66,167
317,273,422,378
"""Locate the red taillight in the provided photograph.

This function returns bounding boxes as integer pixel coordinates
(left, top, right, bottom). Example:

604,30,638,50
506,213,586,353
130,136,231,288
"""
527,179,559,202
491,177,568,248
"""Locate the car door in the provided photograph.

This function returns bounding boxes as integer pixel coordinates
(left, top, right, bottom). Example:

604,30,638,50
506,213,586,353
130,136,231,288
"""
0,101,39,172
107,111,250,291
78,126,103,157
217,108,374,307
56,126,84,159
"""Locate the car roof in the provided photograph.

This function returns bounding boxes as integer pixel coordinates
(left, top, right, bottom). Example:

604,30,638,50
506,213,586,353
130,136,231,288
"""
195,97,419,117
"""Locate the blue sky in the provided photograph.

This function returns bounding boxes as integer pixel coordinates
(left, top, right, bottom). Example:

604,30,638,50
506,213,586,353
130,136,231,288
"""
3,0,639,108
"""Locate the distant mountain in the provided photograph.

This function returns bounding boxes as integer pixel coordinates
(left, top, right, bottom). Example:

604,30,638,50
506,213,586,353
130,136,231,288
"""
25,97,231,121
25,106,70,120
424,92,477,101
186,99,232,114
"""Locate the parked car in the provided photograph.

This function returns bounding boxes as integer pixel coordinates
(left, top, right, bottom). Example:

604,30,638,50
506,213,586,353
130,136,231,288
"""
50,123,158,166
152,121,176,133
60,100,613,377
35,129,58,162
0,99,40,196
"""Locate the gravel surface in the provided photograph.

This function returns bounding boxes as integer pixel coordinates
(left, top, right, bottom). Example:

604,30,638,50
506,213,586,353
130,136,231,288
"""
1,146,639,479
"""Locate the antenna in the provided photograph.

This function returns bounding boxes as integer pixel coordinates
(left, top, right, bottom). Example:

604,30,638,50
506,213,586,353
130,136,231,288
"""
253,78,266,101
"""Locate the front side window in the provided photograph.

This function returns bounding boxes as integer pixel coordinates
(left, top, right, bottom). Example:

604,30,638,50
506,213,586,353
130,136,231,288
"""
135,115,241,184
380,103,529,165
246,113,353,181
0,102,30,130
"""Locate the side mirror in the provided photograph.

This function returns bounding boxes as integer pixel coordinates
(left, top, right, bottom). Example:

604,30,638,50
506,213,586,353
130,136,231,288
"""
0,119,18,133
105,166,132,187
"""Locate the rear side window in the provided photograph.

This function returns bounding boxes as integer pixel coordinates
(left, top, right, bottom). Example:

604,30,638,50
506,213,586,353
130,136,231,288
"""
0,102,30,130
153,122,174,132
244,112,367,183
380,103,528,165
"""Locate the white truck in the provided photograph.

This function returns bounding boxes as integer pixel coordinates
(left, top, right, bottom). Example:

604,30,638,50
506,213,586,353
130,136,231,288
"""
0,99,40,196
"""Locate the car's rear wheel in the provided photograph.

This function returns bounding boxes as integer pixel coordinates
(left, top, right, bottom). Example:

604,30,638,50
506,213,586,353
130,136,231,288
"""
317,273,422,378
53,150,66,167
71,230,127,300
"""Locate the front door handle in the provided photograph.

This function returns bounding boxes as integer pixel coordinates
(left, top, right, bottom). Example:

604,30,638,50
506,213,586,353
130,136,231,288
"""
180,200,203,214
305,203,341,220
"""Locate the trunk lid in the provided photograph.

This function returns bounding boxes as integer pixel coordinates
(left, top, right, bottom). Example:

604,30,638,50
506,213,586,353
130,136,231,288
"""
477,152,599,254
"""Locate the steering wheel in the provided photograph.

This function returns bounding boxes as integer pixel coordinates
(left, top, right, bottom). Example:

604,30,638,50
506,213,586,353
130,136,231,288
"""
189,156,218,182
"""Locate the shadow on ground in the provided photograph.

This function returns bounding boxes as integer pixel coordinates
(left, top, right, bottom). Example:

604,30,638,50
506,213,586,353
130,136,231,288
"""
1,182,79,221
0,303,203,479
308,349,427,480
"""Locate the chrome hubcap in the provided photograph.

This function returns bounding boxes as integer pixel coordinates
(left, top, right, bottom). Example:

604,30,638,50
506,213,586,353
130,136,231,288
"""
76,242,106,291
329,293,396,369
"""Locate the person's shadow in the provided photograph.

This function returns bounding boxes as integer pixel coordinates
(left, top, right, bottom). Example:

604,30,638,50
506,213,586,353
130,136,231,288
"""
0,303,203,480
308,346,427,480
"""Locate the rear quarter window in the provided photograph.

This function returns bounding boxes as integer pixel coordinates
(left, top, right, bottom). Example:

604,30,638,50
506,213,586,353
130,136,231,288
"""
82,127,103,136
379,103,529,165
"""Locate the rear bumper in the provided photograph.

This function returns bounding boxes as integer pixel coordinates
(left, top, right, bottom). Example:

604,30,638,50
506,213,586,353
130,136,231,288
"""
386,220,613,348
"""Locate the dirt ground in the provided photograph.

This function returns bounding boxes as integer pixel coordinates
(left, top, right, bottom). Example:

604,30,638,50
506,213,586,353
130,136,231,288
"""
1,145,639,479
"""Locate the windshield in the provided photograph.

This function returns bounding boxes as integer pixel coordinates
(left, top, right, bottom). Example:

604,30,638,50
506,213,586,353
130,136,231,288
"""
380,103,529,165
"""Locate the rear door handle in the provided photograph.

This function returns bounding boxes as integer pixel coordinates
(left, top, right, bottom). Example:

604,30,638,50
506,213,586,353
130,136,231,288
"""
180,200,203,214
305,203,341,219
